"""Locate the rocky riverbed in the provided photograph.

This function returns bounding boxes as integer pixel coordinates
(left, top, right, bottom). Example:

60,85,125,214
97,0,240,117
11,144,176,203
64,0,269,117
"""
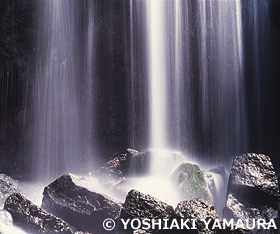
0,150,279,234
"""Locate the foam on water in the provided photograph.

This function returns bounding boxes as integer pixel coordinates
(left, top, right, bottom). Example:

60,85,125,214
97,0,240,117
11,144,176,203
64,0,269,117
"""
0,210,27,234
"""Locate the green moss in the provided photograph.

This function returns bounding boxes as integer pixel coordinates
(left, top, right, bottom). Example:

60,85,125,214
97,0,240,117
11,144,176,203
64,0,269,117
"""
172,163,209,201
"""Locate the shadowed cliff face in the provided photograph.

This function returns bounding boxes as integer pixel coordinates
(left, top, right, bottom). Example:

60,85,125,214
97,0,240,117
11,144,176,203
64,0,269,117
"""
0,0,280,178
242,0,280,171
0,0,35,178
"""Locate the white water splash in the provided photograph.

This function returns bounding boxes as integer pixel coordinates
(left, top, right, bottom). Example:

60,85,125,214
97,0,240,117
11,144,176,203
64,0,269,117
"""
0,210,27,234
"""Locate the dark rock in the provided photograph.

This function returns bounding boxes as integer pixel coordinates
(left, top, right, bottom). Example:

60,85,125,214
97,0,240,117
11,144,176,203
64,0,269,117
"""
0,174,22,207
175,198,218,233
223,153,280,223
227,153,280,208
175,200,251,234
105,151,129,178
172,163,209,201
107,153,128,169
121,189,174,219
223,193,277,222
42,174,122,234
102,148,148,177
4,193,71,234
119,189,174,233
108,149,186,177
175,198,218,221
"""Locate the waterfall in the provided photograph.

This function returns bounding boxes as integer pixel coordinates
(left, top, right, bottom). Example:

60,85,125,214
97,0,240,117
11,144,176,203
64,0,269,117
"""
82,0,95,169
133,0,246,205
196,0,245,160
31,0,246,181
0,2,278,230
32,0,94,181
142,0,246,163
147,0,168,150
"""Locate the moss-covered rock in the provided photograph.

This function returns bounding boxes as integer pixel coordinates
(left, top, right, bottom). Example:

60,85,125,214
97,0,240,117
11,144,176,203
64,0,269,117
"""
172,163,209,201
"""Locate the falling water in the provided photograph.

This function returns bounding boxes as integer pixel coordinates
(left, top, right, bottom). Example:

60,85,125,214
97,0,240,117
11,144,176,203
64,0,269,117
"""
147,0,168,150
143,0,246,163
0,0,277,231
196,0,245,160
128,0,247,205
81,0,95,168
31,0,245,185
32,1,93,180
173,0,183,147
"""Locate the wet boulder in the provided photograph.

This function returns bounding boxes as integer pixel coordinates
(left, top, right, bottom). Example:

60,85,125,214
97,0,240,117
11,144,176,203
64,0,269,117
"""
227,153,280,207
224,193,277,230
4,193,71,233
175,198,218,233
175,199,251,234
42,174,122,234
103,148,148,177
122,149,185,176
224,194,277,221
119,189,174,233
0,174,22,207
105,151,130,178
112,149,185,177
223,153,280,225
172,163,209,201
120,189,174,219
